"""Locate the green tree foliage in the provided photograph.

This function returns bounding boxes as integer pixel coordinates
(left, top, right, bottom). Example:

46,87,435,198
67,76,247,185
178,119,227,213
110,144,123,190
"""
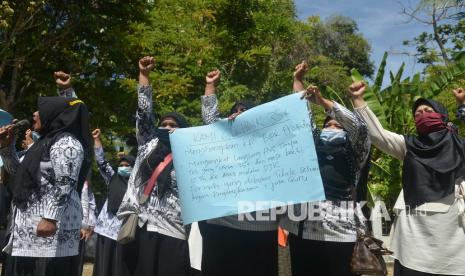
1,0,373,194
289,15,374,120
0,0,150,195
402,0,465,65
0,0,149,131
1,0,373,126
119,1,373,124
300,15,374,77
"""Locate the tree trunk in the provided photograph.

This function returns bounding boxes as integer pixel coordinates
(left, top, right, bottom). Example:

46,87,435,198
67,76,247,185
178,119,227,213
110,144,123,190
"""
432,5,450,65
0,59,7,80
6,59,21,113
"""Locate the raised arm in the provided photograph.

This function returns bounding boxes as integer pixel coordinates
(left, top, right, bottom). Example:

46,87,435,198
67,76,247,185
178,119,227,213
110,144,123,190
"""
452,88,465,124
92,129,115,185
136,56,157,145
54,71,77,98
302,85,370,162
201,70,221,124
293,63,319,138
327,102,365,141
327,101,370,164
350,81,406,161
293,61,308,92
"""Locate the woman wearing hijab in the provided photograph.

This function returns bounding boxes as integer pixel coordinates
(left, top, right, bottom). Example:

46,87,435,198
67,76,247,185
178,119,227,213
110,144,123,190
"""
0,93,91,276
278,62,371,276
92,128,135,276
351,81,465,275
199,69,279,276
117,56,192,276
52,71,96,276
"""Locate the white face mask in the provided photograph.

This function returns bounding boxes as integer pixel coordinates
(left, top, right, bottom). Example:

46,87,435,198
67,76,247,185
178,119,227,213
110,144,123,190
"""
31,131,41,141
320,128,347,145
117,166,133,177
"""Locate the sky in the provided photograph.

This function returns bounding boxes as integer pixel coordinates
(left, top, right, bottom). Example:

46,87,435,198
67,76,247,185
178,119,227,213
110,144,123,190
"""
294,0,430,85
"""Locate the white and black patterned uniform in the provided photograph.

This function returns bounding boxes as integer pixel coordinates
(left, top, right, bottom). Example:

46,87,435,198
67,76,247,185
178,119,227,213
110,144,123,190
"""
281,100,371,242
57,87,77,98
60,88,97,230
93,146,123,240
0,135,84,257
81,181,97,229
117,85,185,240
201,94,278,231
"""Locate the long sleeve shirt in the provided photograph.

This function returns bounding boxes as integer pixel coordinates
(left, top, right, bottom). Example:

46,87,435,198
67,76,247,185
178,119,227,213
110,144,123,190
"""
281,100,370,242
93,146,123,240
0,87,85,257
81,181,97,229
354,103,465,275
117,85,185,240
0,135,84,257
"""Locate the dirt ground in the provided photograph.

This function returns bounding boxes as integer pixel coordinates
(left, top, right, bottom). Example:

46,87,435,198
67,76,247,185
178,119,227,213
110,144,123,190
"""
83,263,93,276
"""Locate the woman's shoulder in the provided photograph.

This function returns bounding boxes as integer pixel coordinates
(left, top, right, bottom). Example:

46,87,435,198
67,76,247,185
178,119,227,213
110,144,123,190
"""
51,133,84,152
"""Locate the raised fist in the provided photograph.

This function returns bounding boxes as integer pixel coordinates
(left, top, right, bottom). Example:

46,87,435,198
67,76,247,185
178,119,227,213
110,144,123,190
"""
302,85,324,106
293,61,308,81
348,81,367,98
54,71,71,89
92,129,101,140
453,87,465,105
139,56,155,75
206,70,221,85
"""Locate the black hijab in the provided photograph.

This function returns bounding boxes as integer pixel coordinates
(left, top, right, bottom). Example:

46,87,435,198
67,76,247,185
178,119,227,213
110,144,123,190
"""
316,117,359,201
107,155,136,215
229,100,256,116
159,112,189,129
139,112,189,199
12,97,92,210
157,112,189,149
403,98,465,207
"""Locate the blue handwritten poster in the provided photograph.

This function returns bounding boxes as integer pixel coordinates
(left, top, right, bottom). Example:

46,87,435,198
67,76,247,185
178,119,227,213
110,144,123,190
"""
170,93,325,224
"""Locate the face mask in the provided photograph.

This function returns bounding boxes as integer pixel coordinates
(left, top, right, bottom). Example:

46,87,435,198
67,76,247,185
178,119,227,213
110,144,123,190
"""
118,166,132,178
31,131,40,142
415,112,446,136
156,127,171,148
320,128,347,145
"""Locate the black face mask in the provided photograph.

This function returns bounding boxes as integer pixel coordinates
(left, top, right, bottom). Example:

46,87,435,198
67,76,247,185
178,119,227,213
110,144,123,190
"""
156,128,171,149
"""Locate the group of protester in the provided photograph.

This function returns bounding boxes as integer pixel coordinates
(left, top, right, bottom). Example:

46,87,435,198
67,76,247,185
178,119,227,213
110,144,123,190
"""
0,56,463,276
